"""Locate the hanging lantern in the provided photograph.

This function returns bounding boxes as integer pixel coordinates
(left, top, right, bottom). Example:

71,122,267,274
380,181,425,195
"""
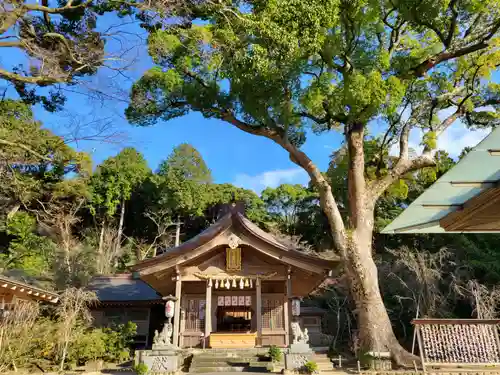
239,278,244,289
244,279,249,287
291,298,301,317
232,278,237,288
249,279,253,288
215,279,219,289
208,278,213,287
225,279,230,289
163,295,177,318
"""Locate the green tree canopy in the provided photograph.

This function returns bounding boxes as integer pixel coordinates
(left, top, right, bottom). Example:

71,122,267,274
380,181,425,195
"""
262,184,316,234
155,143,212,216
0,99,91,216
90,147,150,219
0,0,203,109
206,183,268,224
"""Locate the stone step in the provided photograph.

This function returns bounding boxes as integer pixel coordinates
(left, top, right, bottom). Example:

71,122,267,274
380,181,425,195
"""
192,359,270,365
193,355,263,360
194,349,270,355
316,363,334,370
193,357,260,361
193,353,264,359
190,366,269,373
192,361,275,368
312,356,332,363
191,358,274,365
190,366,247,373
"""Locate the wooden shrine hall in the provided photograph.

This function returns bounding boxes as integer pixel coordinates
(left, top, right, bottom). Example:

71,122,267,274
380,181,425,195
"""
129,202,338,349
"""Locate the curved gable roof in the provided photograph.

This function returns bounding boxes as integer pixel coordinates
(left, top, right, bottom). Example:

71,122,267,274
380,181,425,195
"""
130,210,338,274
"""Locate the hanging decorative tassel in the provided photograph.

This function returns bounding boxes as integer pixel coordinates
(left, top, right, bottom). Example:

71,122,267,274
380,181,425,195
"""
244,279,249,287
215,279,219,289
249,279,253,288
239,278,244,289
225,279,230,289
232,278,237,288
208,278,213,287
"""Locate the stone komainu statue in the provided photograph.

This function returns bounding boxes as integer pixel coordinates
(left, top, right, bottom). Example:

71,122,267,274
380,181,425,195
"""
153,323,173,346
291,321,309,344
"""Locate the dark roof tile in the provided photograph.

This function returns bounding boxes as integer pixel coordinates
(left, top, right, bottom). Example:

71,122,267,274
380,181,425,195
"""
87,274,162,302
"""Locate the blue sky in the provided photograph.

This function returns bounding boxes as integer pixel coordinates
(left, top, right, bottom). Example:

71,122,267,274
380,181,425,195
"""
1,13,497,193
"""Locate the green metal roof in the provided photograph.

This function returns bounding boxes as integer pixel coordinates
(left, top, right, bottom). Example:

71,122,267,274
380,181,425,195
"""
381,127,500,234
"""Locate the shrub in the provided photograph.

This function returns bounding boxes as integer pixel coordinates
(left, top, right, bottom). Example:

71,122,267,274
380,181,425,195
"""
66,321,137,366
304,361,318,374
134,362,149,375
268,345,282,362
68,328,107,366
102,321,137,363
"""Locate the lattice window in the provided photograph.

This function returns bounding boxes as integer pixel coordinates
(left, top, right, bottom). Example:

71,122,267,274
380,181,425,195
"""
185,298,205,332
262,298,284,330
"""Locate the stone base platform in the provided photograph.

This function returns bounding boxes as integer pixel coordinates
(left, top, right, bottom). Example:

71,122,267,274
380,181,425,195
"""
135,348,182,374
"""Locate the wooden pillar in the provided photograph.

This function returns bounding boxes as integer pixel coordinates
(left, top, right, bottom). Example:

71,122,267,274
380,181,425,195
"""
205,279,212,346
173,274,182,347
179,305,186,348
284,272,292,346
256,278,262,347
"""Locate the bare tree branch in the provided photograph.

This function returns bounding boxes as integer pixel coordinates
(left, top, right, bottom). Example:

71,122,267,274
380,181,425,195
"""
0,68,64,85
410,20,500,77
445,0,459,48
216,108,348,250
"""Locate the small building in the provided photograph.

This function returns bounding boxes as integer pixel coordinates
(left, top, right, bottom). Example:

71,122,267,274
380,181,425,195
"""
88,274,164,349
89,202,338,349
0,274,59,306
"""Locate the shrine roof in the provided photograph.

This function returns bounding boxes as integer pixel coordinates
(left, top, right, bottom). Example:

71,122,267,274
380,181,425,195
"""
130,208,338,273
382,127,500,234
0,274,59,303
87,274,162,302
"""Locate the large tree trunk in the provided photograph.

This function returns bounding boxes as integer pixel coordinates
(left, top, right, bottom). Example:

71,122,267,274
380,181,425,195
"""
343,124,417,366
344,210,416,365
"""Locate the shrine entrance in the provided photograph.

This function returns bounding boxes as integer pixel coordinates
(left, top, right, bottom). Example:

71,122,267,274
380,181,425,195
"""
215,295,253,333
217,305,252,333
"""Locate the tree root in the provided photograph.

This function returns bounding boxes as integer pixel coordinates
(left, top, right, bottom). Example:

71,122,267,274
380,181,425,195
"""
390,344,420,369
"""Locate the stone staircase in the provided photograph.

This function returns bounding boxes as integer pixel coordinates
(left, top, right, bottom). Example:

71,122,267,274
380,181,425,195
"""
189,349,277,373
312,352,335,374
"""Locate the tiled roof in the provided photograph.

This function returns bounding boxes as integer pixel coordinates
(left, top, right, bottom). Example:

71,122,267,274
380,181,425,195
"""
87,274,162,302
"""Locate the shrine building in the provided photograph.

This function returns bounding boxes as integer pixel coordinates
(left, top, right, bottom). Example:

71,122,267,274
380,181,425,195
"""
383,127,500,234
89,202,338,349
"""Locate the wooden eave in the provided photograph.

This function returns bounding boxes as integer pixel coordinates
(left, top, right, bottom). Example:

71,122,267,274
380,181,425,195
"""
0,276,59,303
92,299,164,307
130,212,338,277
440,186,500,232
